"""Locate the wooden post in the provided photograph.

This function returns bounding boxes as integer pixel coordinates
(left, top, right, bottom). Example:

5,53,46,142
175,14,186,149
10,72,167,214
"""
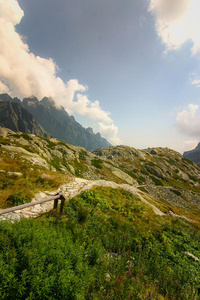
53,199,58,210
60,199,65,214
59,194,66,214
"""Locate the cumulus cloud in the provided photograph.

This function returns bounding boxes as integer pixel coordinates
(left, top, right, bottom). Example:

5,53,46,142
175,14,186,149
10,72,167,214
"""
0,0,121,144
149,0,200,55
98,122,122,145
176,104,200,137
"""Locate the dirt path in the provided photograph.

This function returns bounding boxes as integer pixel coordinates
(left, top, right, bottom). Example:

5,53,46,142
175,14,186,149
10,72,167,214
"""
0,177,180,222
60,178,165,216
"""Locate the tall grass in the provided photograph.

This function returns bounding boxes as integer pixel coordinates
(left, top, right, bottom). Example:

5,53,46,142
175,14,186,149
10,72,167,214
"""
0,187,200,299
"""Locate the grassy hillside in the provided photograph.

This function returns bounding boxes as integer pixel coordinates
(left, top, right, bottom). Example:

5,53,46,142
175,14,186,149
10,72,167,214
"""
0,187,200,299
0,127,200,299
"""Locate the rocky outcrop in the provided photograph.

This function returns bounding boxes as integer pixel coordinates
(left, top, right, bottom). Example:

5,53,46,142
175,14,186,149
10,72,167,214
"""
0,101,51,138
93,145,200,187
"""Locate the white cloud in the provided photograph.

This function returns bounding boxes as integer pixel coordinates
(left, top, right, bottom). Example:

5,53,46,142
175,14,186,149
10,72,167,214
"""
98,122,122,145
0,81,9,93
190,73,200,87
176,104,200,137
183,139,198,152
149,0,200,55
72,94,113,125
192,79,200,87
0,0,121,145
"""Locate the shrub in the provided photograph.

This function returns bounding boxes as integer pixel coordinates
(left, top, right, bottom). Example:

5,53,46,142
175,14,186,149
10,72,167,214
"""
91,159,102,169
6,190,31,206
149,175,164,186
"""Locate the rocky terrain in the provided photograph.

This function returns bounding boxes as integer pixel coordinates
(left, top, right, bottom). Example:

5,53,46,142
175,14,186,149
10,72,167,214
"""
0,101,51,138
0,126,200,224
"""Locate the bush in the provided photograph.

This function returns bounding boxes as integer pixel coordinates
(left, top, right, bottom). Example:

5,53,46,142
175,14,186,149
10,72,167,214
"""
6,190,31,206
149,175,164,186
91,159,102,169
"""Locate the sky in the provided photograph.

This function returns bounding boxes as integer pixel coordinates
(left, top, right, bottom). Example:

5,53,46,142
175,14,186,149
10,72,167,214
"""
0,0,200,153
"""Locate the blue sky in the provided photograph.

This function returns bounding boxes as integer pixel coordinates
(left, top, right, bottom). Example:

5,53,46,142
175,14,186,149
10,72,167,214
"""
1,0,200,153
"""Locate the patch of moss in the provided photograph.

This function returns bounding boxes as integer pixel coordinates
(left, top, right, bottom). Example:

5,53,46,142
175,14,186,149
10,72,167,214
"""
23,145,34,153
138,176,146,185
122,168,138,180
58,141,70,149
91,158,103,169
73,159,87,177
147,161,156,167
170,189,182,196
149,175,164,186
182,157,194,165
138,186,149,193
79,150,88,161
141,169,149,176
21,133,33,141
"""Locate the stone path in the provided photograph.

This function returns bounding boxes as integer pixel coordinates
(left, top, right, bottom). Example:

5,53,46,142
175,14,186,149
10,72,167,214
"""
0,177,181,222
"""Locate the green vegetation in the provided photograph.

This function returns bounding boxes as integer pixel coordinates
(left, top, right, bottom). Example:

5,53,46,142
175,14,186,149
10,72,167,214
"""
57,141,70,149
0,151,70,208
79,150,88,161
6,190,31,206
149,175,164,186
170,189,182,196
73,159,88,177
20,133,33,141
38,137,56,149
182,157,194,166
1,129,200,299
121,168,138,180
91,158,103,169
0,187,200,299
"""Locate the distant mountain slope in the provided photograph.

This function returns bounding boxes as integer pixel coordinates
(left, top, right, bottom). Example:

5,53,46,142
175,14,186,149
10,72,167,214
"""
183,143,200,166
22,96,111,151
0,100,51,138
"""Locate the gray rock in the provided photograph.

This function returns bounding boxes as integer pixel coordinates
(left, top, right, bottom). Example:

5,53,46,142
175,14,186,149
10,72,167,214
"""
7,172,23,177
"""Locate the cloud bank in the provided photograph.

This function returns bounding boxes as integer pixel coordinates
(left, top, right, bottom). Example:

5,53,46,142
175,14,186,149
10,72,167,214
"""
176,104,200,137
149,0,200,55
0,0,121,145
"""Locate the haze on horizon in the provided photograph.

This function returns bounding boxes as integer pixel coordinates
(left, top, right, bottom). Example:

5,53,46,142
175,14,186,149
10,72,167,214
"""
0,0,200,153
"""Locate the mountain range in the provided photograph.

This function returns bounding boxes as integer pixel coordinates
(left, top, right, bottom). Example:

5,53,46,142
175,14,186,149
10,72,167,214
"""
183,143,200,166
0,93,111,152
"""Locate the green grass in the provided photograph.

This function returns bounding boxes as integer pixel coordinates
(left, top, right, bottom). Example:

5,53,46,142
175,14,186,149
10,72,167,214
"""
149,175,164,186
0,150,70,208
0,187,200,299
91,158,103,169
79,150,88,161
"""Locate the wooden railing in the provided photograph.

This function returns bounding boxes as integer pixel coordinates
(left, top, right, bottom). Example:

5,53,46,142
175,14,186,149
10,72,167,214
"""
0,193,66,216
